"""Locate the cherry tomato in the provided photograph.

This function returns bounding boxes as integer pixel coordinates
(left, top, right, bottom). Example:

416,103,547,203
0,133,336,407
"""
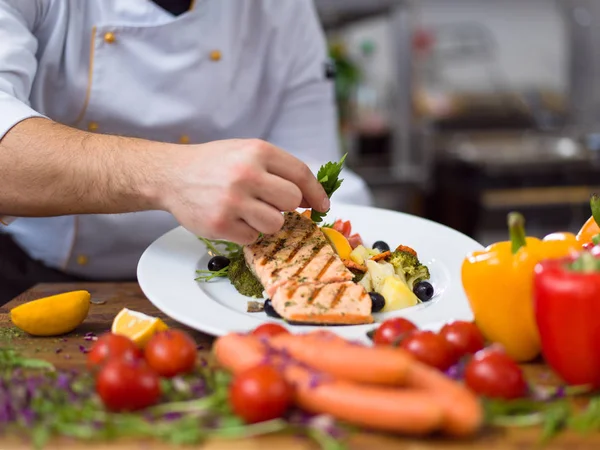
333,219,352,238
251,323,290,339
372,317,417,346
400,330,457,371
439,321,485,359
96,359,161,412
87,333,142,369
348,233,363,249
144,330,197,378
464,347,528,400
229,364,293,423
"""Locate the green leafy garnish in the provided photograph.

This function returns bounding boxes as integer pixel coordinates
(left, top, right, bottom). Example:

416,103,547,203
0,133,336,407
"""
0,347,55,373
311,154,347,223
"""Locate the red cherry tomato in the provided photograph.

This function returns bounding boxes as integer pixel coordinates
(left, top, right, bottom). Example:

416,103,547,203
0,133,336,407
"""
439,321,485,359
464,347,528,400
144,329,197,378
87,333,142,369
229,364,293,423
400,330,457,371
333,219,352,238
251,323,290,339
96,359,161,412
348,233,364,249
373,317,417,346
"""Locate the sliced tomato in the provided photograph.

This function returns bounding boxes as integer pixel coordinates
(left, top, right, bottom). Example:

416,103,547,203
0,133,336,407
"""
333,219,352,238
348,233,363,249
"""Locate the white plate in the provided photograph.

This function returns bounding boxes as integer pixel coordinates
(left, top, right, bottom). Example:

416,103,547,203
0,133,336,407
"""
137,204,484,343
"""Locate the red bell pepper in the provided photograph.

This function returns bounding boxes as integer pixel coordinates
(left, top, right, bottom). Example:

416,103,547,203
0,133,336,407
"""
533,250,600,388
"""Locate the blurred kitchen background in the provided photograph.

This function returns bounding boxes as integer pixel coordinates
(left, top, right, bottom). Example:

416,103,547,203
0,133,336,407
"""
314,0,600,246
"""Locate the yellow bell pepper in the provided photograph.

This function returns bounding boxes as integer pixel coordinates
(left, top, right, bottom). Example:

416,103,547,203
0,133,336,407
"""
461,212,580,362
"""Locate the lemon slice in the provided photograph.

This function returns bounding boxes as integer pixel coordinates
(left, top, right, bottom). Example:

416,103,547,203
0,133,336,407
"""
321,227,353,260
111,308,168,347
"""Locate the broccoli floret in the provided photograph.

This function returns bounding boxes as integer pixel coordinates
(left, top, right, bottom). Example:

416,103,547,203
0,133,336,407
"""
388,250,431,290
227,253,264,298
388,250,419,273
406,265,430,291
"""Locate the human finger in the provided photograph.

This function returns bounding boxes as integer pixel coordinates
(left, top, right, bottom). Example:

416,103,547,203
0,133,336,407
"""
253,173,303,212
239,198,285,235
261,146,329,213
216,219,261,246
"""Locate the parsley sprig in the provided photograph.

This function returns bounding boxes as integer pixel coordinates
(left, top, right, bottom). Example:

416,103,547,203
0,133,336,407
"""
311,154,347,223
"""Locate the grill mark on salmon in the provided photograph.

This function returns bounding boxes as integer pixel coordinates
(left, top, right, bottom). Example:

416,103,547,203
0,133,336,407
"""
316,255,336,281
284,228,317,263
306,286,323,305
260,237,288,266
244,211,373,325
291,241,327,278
330,283,348,309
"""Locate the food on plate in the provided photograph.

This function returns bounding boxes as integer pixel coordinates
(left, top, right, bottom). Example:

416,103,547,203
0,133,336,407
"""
208,255,230,272
96,358,162,412
245,211,354,298
246,300,264,313
576,193,600,245
214,330,484,436
463,347,528,400
462,212,580,362
111,308,168,347
270,279,373,325
413,280,434,302
10,290,90,336
229,364,294,424
534,250,600,388
87,332,143,369
368,292,385,312
372,240,390,252
262,299,281,318
321,226,353,260
144,329,198,378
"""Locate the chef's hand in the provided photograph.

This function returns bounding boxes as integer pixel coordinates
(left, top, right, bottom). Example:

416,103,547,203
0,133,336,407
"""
157,139,330,244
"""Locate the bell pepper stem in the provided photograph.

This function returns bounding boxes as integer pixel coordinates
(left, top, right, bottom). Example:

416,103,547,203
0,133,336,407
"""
591,194,600,228
508,212,527,254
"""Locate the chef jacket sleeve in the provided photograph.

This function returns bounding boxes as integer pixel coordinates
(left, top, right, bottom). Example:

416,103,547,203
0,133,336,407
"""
0,0,47,141
265,0,340,164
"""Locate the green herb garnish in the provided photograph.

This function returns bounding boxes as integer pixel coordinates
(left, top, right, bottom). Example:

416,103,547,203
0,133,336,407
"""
195,238,264,297
311,154,347,223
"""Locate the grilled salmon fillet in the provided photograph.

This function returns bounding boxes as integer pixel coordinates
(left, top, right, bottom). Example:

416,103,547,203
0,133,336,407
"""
244,211,373,325
271,280,374,325
244,212,354,298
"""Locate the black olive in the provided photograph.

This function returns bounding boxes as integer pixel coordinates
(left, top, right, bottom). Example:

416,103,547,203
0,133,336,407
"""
369,292,385,313
413,281,434,302
263,299,282,319
372,241,390,252
208,255,230,272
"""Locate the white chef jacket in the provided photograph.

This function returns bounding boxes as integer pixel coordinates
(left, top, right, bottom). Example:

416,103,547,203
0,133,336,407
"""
0,0,372,280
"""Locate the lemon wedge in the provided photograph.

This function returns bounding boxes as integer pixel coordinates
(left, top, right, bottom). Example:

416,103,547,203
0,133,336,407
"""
111,308,168,347
10,290,91,336
321,227,352,260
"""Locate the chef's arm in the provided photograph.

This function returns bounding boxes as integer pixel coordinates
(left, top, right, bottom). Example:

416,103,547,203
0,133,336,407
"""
0,118,168,217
